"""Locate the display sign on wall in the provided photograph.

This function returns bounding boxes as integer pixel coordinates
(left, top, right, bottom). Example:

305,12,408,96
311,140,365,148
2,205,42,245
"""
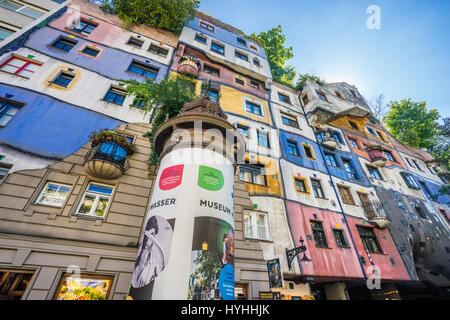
267,258,283,289
128,148,235,300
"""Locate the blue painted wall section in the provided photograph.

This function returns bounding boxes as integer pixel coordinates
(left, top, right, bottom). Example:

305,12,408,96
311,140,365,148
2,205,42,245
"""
412,174,450,205
24,27,168,82
0,84,123,158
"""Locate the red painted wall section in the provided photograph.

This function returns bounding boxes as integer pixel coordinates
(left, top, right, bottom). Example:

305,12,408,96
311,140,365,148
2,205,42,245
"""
346,216,412,281
172,45,269,100
344,133,407,169
286,201,364,280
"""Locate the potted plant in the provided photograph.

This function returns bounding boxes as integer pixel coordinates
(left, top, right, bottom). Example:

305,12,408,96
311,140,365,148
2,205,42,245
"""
89,129,136,156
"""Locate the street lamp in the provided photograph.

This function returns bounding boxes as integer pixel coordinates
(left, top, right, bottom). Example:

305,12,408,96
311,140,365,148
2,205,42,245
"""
286,237,311,270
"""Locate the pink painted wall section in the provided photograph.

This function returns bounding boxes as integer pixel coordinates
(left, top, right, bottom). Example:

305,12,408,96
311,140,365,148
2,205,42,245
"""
286,201,364,280
173,45,269,100
346,216,412,281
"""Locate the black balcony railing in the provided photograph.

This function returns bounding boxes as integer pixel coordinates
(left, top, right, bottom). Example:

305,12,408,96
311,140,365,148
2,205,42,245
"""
85,142,130,171
361,200,388,221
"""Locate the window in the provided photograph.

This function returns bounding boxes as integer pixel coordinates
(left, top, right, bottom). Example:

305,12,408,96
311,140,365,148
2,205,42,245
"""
0,100,21,126
400,172,419,189
127,61,159,80
333,229,348,247
384,150,395,162
301,95,310,106
250,44,258,51
240,164,266,186
324,152,339,167
427,165,436,175
348,120,359,130
0,55,42,78
338,185,355,205
286,140,300,156
332,131,344,143
343,159,358,180
81,45,100,57
367,165,382,180
76,183,114,218
311,221,328,248
194,33,207,44
335,91,345,100
357,227,382,254
127,37,144,48
412,159,423,171
405,158,413,167
376,130,386,141
50,37,78,52
294,178,308,193
281,114,299,128
245,101,262,116
200,21,214,32
54,273,113,300
36,182,71,207
52,71,75,88
237,37,246,46
149,44,168,57
0,26,15,40
253,58,260,67
244,212,269,240
366,126,376,136
211,41,225,55
235,77,245,86
257,131,270,148
0,0,43,18
0,269,34,300
349,139,359,149
0,163,12,181
71,20,97,36
250,80,259,89
419,181,433,198
236,124,249,137
311,179,325,198
316,90,328,102
303,144,315,160
131,96,145,109
104,86,127,105
201,85,219,102
203,64,220,77
278,92,291,104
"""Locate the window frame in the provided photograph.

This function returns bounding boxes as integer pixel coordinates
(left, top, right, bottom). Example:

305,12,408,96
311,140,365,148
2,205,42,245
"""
35,182,72,208
235,50,248,62
75,182,115,219
357,226,383,254
315,89,328,102
294,177,309,193
0,54,43,78
310,178,325,199
51,70,76,88
127,60,159,80
400,172,420,189
303,144,316,160
199,21,215,33
366,165,383,180
103,85,127,105
348,138,359,149
148,43,169,58
281,113,299,128
324,152,339,168
333,229,349,248
257,130,270,148
0,98,23,127
245,100,263,117
239,164,267,186
243,211,270,241
70,19,98,36
210,41,225,55
343,158,359,180
348,120,359,131
310,220,328,248
53,273,114,300
194,33,207,44
287,139,300,157
337,185,356,206
203,64,220,77
126,36,144,48
278,92,291,104
81,45,101,57
49,36,78,52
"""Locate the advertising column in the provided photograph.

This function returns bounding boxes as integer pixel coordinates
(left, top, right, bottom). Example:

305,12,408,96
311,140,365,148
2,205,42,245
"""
128,147,235,300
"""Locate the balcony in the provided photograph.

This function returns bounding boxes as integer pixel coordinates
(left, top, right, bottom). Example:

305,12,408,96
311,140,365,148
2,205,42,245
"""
361,200,390,229
365,145,387,167
85,142,130,180
177,56,201,78
317,128,338,149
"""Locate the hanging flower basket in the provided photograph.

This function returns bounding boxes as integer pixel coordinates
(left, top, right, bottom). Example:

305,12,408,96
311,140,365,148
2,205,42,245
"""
178,55,201,77
89,129,136,156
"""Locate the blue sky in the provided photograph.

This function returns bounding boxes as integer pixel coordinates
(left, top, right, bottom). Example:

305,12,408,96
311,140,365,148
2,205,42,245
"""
199,0,450,118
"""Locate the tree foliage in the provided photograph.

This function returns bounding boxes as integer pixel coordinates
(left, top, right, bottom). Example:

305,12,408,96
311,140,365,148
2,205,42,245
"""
99,0,200,34
124,77,197,164
383,99,440,150
296,73,325,91
428,117,450,172
249,25,297,86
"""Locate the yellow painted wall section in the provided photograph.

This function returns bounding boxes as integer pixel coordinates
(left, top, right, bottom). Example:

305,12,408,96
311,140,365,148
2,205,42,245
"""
330,115,394,148
242,153,283,197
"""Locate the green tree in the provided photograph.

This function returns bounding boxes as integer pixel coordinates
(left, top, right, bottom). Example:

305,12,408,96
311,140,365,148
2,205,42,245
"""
124,77,197,164
100,0,200,34
250,25,297,86
383,99,440,150
428,117,450,172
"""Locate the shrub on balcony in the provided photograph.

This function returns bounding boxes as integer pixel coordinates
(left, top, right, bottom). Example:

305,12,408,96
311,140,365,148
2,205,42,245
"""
89,129,136,156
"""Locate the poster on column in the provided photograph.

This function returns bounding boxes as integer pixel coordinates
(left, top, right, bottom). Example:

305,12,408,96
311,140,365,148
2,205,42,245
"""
128,148,235,300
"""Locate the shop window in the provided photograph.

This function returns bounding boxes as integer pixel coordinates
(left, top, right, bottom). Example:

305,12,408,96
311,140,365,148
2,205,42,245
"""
35,182,71,207
54,273,113,300
75,183,114,218
0,269,34,300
